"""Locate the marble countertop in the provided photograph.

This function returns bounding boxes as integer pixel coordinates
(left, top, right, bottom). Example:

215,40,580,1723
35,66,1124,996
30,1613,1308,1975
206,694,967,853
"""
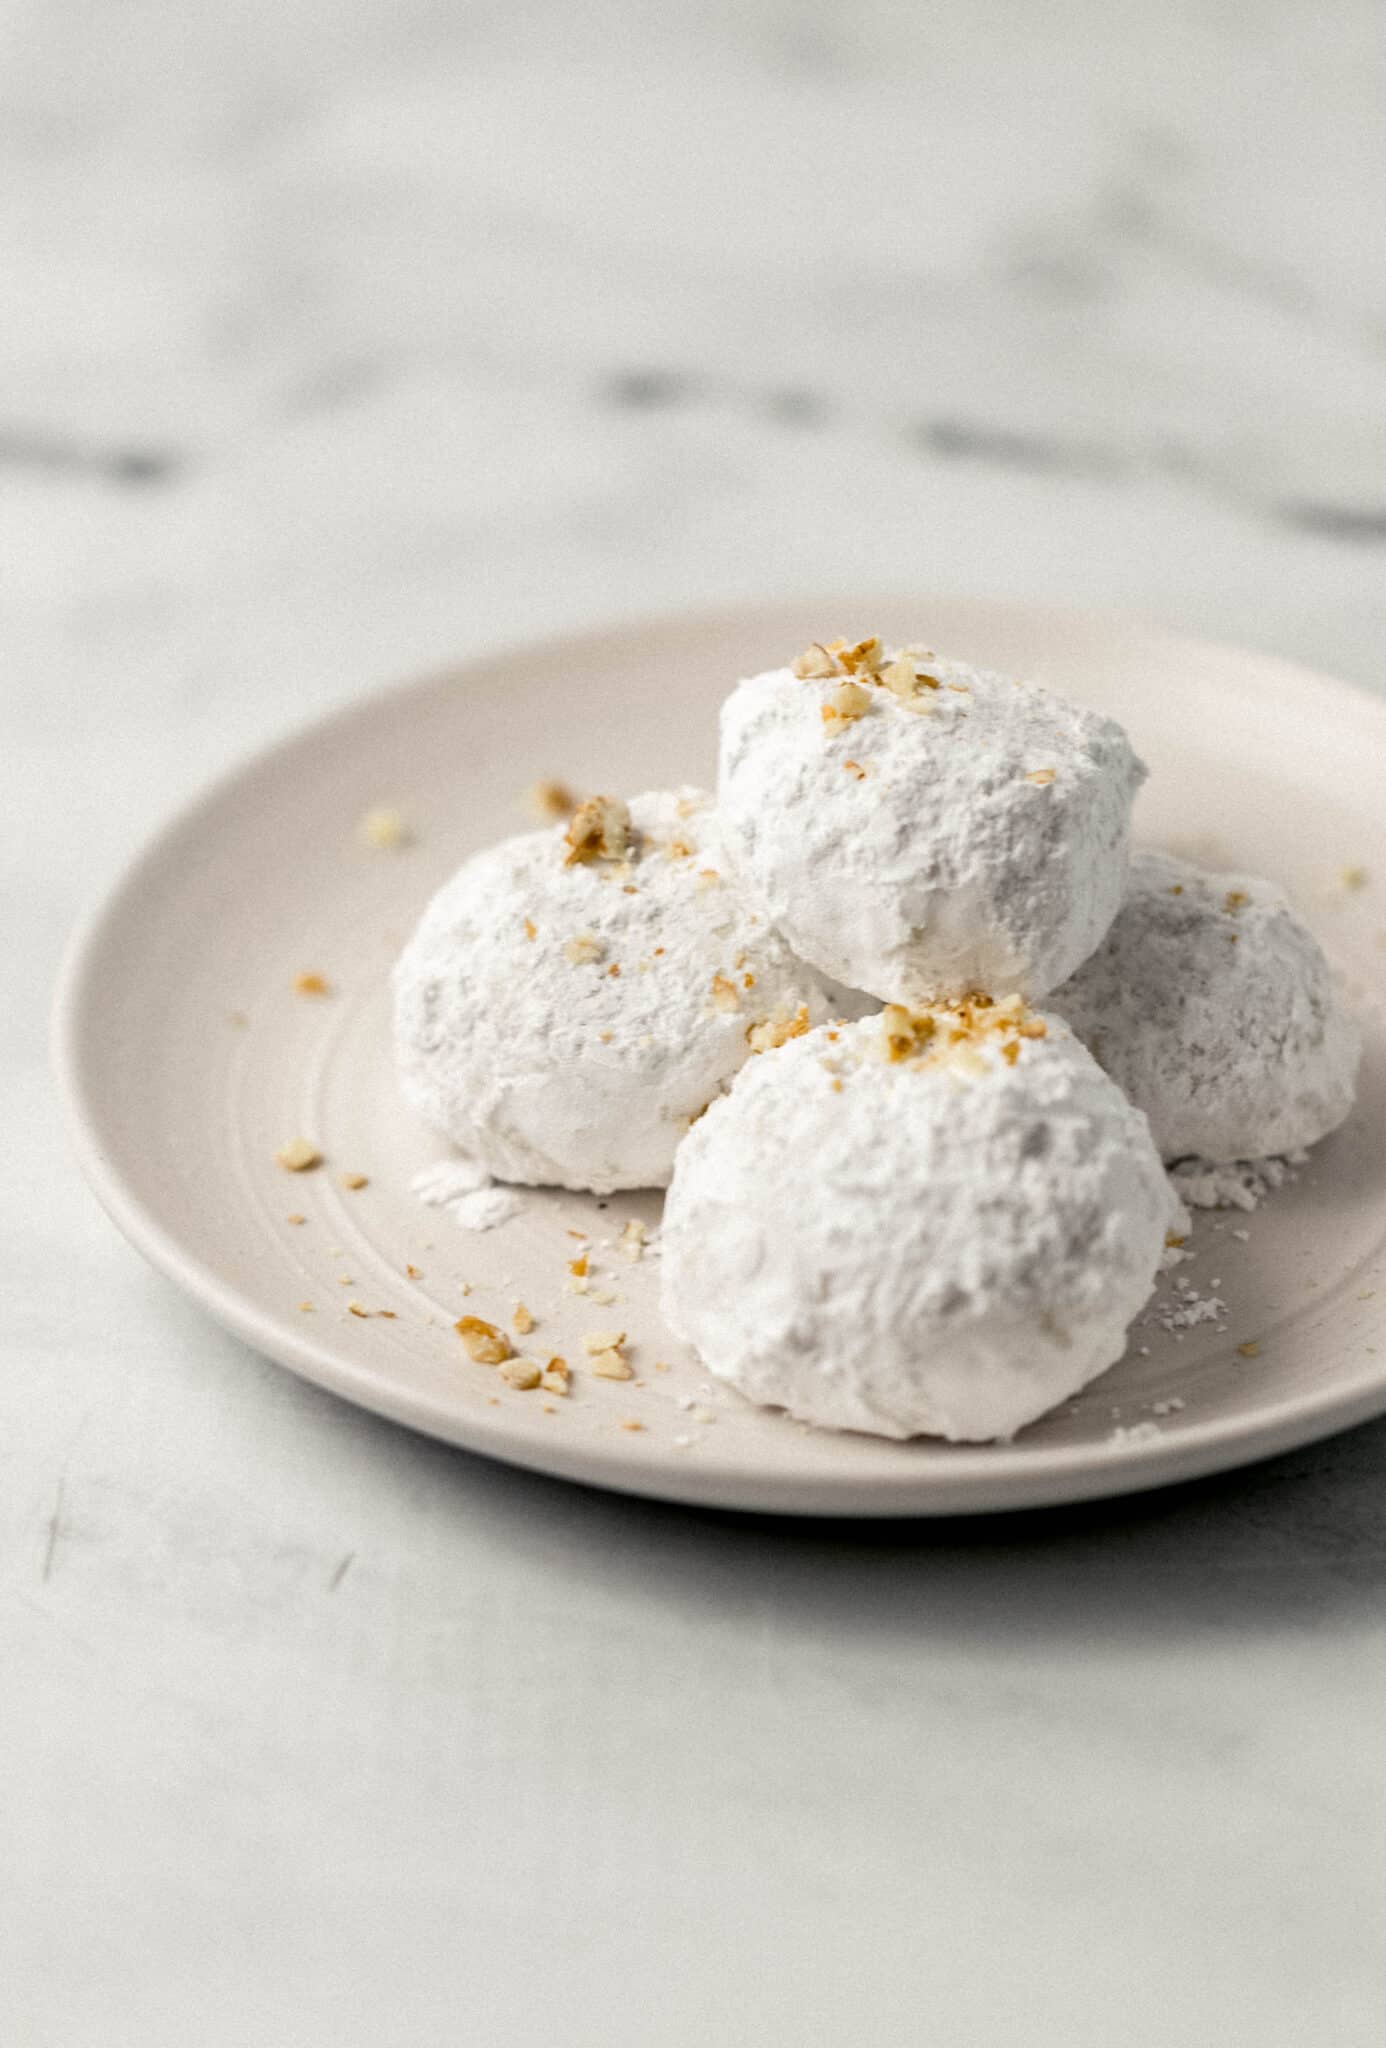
5,3,1386,2042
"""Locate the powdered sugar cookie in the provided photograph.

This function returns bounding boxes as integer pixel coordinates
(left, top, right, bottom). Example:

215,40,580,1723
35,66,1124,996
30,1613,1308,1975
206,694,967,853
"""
1050,850,1359,1162
393,788,832,1192
717,637,1144,1005
661,998,1177,1441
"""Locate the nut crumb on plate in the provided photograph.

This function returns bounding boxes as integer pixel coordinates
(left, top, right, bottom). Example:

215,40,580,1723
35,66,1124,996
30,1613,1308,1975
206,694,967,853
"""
276,1138,321,1172
455,1315,513,1364
360,806,409,850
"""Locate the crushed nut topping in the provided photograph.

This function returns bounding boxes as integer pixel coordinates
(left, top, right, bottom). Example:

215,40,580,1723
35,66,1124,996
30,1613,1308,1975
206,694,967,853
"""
275,1138,321,1172
564,794,630,867
568,1254,589,1278
836,636,885,676
523,917,538,941
1224,889,1249,912
563,930,605,966
339,1172,369,1191
540,1359,570,1395
526,779,576,823
791,643,841,679
881,1006,935,1063
499,1359,542,1390
747,1002,810,1054
293,972,331,997
879,654,937,702
619,1219,648,1261
1025,768,1056,786
359,807,409,850
842,759,867,780
880,994,1046,1068
582,1329,626,1355
821,679,872,727
710,973,741,1013
454,1315,513,1364
663,836,694,861
513,1303,535,1335
1237,1340,1262,1359
286,1212,306,1226
1339,865,1369,891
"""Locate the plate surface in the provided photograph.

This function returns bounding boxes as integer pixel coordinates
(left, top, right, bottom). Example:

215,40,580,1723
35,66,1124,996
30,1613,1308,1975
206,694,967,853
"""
54,600,1386,1515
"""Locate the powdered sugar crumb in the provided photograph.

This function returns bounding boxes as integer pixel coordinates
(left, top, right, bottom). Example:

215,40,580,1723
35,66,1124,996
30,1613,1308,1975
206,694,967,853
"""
1154,1283,1227,1333
411,1160,526,1232
1110,1420,1163,1447
412,1159,492,1203
1168,1154,1303,1213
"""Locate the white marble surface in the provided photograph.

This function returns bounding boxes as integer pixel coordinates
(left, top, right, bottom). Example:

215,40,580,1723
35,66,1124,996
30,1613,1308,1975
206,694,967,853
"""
6,3,1386,2041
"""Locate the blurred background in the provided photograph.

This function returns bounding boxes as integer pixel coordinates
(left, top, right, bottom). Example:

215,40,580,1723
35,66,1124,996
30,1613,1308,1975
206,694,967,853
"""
9,5,1386,788
8,6,1386,2043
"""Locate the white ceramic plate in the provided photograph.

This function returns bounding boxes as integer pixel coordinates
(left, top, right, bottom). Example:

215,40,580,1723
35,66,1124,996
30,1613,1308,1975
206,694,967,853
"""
54,600,1386,1516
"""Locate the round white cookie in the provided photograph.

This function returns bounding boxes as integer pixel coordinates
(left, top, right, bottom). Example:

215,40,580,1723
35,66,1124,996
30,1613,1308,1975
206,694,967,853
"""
1050,849,1360,1163
717,638,1145,1005
393,788,832,1193
661,999,1177,1442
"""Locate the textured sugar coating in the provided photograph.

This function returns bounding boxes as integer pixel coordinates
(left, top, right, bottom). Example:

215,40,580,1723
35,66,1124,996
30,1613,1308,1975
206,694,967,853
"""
717,651,1145,1004
393,789,833,1193
1050,849,1360,1163
661,1007,1178,1442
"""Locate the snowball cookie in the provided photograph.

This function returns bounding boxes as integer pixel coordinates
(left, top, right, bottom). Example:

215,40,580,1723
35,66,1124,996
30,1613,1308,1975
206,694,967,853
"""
393,788,833,1193
1050,850,1360,1164
717,637,1146,1005
661,997,1178,1442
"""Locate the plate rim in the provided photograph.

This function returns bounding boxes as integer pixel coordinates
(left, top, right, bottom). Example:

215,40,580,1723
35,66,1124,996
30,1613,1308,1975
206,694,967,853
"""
51,595,1386,1517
